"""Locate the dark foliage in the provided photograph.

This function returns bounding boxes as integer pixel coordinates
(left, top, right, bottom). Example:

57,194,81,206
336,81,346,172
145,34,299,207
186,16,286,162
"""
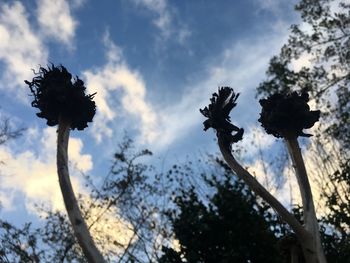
326,86,350,149
158,247,183,263
320,158,350,263
0,220,41,263
0,117,24,146
0,137,166,262
200,87,244,147
258,91,320,138
0,214,86,263
160,169,287,263
25,64,96,130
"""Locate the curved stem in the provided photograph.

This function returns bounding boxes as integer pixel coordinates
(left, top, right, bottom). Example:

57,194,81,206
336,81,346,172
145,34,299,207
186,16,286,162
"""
286,138,327,263
57,117,105,263
217,137,309,243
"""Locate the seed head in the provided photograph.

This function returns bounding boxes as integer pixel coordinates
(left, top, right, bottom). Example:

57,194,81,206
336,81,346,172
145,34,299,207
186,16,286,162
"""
258,91,320,138
25,64,96,130
200,87,244,146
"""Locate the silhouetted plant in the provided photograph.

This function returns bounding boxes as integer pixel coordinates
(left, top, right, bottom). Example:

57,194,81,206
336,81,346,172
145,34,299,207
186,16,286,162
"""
201,87,326,263
25,64,96,130
25,64,104,263
256,1,350,261
199,87,244,147
259,90,326,262
258,91,320,138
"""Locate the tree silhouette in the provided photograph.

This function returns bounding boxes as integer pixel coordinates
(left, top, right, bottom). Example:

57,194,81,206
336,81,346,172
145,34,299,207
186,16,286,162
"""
160,165,286,263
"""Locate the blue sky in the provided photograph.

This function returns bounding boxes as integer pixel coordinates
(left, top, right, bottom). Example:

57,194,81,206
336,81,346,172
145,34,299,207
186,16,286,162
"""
0,0,300,225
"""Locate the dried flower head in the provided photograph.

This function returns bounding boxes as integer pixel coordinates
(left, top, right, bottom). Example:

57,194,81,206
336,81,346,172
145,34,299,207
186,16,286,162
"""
200,87,244,146
258,91,320,138
25,64,96,130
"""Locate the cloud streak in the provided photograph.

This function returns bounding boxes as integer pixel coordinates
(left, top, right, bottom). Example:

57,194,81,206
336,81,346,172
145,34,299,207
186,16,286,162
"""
0,2,47,97
81,25,290,153
83,32,159,144
150,31,290,150
0,0,80,100
130,0,191,43
0,127,92,212
36,0,78,46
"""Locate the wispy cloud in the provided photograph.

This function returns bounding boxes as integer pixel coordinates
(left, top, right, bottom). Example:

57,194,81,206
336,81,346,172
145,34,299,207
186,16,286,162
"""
0,125,137,251
0,127,92,212
0,2,47,97
131,0,171,36
130,0,191,43
150,31,290,150
0,0,80,100
255,0,283,13
82,26,290,152
36,0,78,46
255,0,296,17
83,32,159,144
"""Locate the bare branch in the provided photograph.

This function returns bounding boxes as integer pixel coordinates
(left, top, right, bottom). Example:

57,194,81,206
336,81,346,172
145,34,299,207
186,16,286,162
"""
0,118,25,145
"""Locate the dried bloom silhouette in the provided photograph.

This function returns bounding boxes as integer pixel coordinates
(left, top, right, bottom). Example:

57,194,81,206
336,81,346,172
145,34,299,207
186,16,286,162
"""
25,64,96,130
200,87,244,146
259,90,326,262
258,91,320,138
25,64,105,263
201,88,326,262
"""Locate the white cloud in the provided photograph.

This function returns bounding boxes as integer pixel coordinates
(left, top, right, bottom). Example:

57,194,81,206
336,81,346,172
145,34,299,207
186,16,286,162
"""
290,53,314,72
102,31,123,63
177,27,191,45
255,0,282,13
255,0,295,18
0,125,137,253
132,0,170,34
0,127,92,212
130,0,191,43
0,2,48,97
0,190,15,211
0,0,80,100
71,0,86,9
82,202,136,255
83,33,159,144
82,19,290,152
150,32,289,150
36,0,77,45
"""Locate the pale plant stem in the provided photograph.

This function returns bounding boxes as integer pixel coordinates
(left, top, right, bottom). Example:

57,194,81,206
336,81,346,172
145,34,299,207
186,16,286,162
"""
57,117,105,263
286,138,327,263
217,137,311,246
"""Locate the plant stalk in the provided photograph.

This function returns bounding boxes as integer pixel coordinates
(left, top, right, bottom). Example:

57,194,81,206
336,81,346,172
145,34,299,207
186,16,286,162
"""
286,138,327,263
57,116,105,263
217,136,310,245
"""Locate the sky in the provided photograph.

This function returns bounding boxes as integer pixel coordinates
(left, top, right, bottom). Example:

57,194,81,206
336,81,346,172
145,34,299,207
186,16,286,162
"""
0,0,302,228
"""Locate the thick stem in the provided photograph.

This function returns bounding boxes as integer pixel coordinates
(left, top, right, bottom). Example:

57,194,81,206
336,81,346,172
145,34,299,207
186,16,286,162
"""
57,117,105,263
217,137,310,245
286,138,327,263
290,244,300,263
